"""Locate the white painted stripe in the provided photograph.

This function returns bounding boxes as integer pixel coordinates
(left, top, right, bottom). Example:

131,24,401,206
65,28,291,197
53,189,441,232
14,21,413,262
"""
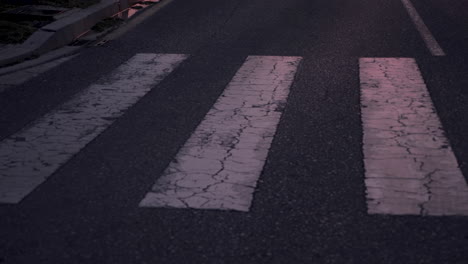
360,58,468,216
400,0,445,56
0,53,188,203
140,56,302,212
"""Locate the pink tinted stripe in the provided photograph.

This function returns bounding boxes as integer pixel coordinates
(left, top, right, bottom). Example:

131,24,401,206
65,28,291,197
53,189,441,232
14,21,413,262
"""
360,57,468,216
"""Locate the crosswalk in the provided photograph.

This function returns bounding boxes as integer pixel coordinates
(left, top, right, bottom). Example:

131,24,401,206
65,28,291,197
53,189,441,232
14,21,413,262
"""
0,54,188,203
1,54,467,216
360,58,468,216
140,56,302,211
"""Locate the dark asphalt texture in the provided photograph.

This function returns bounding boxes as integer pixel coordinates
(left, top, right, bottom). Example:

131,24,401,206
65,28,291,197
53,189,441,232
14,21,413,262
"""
1,0,468,263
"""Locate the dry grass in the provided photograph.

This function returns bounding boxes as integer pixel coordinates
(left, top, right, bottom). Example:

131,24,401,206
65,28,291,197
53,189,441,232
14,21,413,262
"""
0,1,100,44
0,1,99,9
0,21,35,44
37,0,100,8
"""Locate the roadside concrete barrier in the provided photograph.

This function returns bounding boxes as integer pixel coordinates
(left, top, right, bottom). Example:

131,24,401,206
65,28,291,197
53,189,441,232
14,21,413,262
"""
0,0,140,67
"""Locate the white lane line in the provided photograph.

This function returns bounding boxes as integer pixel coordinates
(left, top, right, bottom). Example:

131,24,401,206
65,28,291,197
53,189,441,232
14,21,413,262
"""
0,53,188,203
140,56,302,212
360,58,468,216
400,0,445,56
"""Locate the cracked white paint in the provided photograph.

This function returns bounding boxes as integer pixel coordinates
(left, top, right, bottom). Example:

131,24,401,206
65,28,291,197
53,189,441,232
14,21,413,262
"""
360,58,468,216
140,56,302,212
0,53,188,203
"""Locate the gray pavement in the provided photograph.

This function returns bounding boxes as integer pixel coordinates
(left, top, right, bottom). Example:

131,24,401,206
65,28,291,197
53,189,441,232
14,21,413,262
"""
0,54,77,93
1,0,468,263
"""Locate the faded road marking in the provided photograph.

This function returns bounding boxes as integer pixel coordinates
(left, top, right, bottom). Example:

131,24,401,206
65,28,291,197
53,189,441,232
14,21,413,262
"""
400,0,445,56
140,56,302,212
0,53,188,203
360,58,468,216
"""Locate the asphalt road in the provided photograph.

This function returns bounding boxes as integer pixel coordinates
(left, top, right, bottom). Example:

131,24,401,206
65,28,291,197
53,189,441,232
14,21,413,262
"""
1,0,468,263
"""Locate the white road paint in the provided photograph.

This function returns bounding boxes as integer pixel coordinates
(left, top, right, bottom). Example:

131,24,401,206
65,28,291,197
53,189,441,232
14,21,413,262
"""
0,53,188,203
400,0,445,56
140,56,302,212
360,58,468,216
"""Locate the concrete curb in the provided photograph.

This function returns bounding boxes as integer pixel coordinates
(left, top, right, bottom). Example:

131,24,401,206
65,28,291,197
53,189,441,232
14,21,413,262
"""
0,46,82,77
0,0,139,67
